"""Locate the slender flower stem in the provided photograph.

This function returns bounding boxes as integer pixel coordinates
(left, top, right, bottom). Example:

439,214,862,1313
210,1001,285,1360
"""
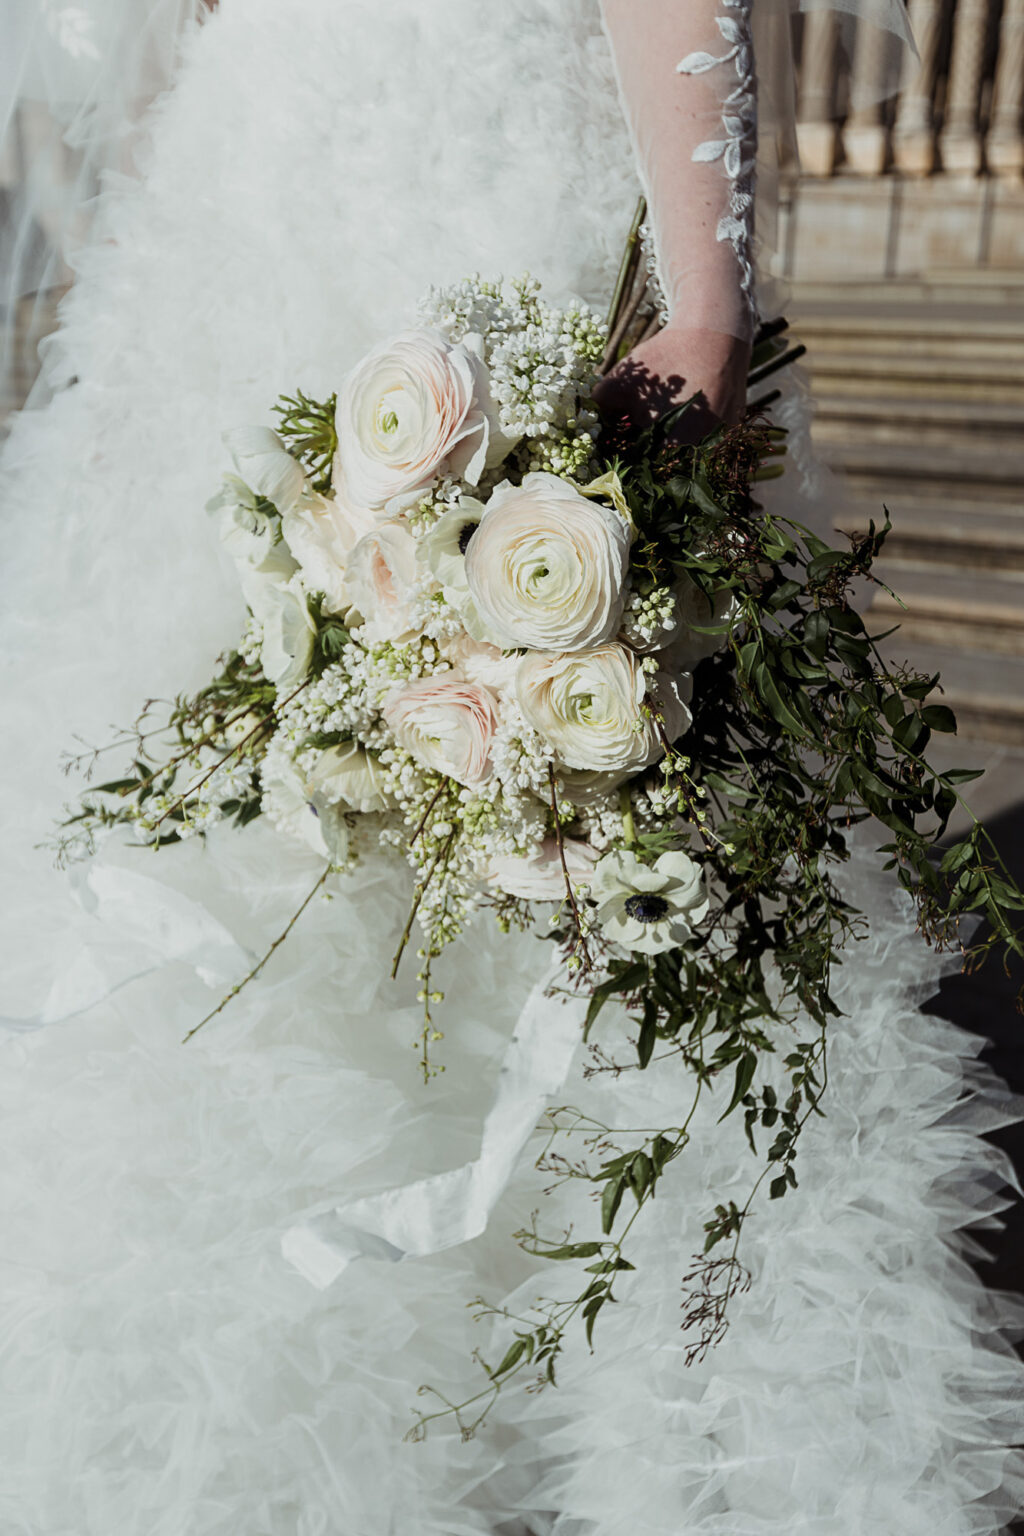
152,679,310,830
409,778,452,850
548,764,592,974
182,866,331,1043
619,785,638,848
603,196,647,340
391,825,459,981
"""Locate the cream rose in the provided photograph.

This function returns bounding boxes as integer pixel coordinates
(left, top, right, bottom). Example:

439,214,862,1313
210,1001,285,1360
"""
383,677,498,787
440,631,518,693
247,572,317,691
464,473,630,652
343,520,421,644
670,575,740,667
335,330,502,510
282,488,376,615
489,837,598,902
514,643,691,774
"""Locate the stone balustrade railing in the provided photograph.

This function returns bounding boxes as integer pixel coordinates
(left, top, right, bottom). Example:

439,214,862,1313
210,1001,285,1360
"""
795,0,1024,179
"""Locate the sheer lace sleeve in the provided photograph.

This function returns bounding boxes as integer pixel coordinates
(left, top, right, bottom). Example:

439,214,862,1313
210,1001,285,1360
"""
600,0,758,343
600,0,916,344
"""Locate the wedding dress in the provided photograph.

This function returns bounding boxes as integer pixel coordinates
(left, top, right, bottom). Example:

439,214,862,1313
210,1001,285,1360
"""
1,3,1023,1533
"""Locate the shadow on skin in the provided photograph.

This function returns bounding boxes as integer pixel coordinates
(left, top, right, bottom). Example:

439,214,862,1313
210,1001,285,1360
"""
593,358,720,454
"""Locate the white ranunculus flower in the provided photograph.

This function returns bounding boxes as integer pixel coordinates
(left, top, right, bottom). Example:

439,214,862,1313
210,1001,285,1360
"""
489,837,598,901
514,643,692,774
224,426,307,513
383,677,498,787
335,329,506,511
464,473,631,652
591,848,709,955
246,572,316,691
343,520,422,644
308,741,392,815
281,488,375,615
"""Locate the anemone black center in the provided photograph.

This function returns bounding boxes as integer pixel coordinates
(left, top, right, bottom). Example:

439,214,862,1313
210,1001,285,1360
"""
624,893,670,924
458,522,480,555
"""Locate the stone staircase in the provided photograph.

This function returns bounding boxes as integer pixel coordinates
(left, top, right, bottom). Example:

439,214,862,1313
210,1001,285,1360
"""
791,275,1024,747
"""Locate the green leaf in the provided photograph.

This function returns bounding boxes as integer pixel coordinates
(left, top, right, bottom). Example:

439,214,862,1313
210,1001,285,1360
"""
637,999,658,1069
534,1241,605,1262
601,1176,627,1234
803,610,829,658
920,704,957,734
806,549,848,583
719,1051,758,1122
583,962,647,1040
491,1338,529,1378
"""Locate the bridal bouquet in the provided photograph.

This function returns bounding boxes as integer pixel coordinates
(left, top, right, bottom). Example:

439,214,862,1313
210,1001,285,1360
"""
60,266,1024,1426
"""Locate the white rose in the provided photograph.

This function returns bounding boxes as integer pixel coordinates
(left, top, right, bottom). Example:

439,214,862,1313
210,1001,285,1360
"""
282,488,375,615
670,575,740,667
223,426,306,513
557,766,632,806
514,643,692,774
591,848,709,956
383,677,498,787
464,474,630,652
247,572,316,691
309,741,392,815
343,520,422,644
489,837,598,901
335,329,504,511
440,631,519,693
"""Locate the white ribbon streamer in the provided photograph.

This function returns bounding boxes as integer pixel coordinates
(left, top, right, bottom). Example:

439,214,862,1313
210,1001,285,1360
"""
282,971,586,1288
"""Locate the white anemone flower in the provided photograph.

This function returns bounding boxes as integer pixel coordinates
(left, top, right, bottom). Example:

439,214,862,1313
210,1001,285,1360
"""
223,426,307,514
591,848,709,956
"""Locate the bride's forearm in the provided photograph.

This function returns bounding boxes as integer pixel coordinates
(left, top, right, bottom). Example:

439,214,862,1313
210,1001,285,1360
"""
600,0,757,344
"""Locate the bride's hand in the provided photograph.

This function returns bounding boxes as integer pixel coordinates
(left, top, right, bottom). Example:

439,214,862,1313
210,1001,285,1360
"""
593,325,751,445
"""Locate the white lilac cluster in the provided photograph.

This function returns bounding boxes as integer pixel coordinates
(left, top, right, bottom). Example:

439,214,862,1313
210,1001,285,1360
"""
418,275,604,478
209,277,732,958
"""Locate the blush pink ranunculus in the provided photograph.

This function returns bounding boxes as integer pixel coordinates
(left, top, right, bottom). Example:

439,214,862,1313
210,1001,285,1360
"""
383,676,499,788
343,520,422,644
336,329,499,512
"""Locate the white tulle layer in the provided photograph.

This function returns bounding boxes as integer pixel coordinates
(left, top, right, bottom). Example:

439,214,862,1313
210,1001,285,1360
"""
1,1,1023,1531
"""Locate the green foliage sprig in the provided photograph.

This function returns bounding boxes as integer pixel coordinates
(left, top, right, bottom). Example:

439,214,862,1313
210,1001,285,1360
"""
274,389,338,493
410,395,1024,1441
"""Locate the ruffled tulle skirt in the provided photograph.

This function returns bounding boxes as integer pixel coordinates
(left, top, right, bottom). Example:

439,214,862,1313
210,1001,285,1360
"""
1,1,1023,1530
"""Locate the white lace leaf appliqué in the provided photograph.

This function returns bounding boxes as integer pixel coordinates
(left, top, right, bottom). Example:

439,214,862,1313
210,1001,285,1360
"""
676,0,756,328
41,2,102,62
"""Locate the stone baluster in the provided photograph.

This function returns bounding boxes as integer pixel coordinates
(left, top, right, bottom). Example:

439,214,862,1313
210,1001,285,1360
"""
939,0,994,175
842,13,899,174
892,0,947,175
987,0,1024,177
796,9,840,176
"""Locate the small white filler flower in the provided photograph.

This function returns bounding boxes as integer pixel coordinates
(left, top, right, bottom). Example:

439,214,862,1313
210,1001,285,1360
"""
591,848,708,956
